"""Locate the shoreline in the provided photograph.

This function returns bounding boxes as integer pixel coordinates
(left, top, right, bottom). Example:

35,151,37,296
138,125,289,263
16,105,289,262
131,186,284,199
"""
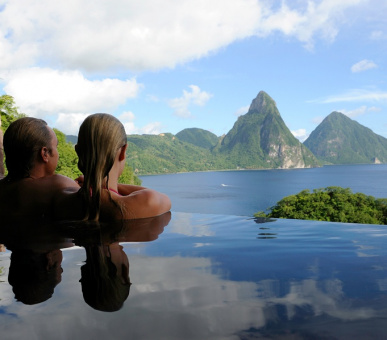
137,162,386,177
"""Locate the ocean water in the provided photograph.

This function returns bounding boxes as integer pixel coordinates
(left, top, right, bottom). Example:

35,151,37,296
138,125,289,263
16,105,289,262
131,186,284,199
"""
2,164,387,339
2,213,387,339
140,164,387,216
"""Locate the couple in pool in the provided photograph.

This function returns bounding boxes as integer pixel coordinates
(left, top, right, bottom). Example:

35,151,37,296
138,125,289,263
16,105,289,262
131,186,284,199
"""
0,113,171,221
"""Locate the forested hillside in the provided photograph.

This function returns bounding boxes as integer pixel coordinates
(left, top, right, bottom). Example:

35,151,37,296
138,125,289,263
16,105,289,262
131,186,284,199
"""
126,133,227,174
126,91,320,174
175,128,219,149
304,111,387,164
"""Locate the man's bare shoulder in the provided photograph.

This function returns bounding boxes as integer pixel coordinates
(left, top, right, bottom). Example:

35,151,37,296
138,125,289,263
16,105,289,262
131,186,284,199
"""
39,174,80,189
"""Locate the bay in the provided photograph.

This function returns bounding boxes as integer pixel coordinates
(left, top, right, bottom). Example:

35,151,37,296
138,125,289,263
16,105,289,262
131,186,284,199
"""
140,164,387,217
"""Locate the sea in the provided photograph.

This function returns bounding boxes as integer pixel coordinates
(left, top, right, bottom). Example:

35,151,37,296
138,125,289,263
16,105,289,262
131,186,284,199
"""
140,164,387,217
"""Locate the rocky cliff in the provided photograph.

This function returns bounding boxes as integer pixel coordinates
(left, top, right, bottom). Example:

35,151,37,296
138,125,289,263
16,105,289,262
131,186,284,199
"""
215,91,319,169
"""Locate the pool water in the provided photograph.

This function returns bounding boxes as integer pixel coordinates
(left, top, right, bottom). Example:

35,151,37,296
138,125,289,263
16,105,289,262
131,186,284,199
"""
1,212,387,339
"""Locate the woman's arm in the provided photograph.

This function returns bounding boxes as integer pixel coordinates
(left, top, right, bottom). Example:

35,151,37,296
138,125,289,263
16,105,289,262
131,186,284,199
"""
116,183,148,195
118,189,171,219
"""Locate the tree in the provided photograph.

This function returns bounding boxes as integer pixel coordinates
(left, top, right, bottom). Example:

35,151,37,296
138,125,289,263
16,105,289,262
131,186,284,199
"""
0,95,25,132
0,95,26,176
255,186,387,225
54,128,82,179
0,95,141,184
118,163,142,185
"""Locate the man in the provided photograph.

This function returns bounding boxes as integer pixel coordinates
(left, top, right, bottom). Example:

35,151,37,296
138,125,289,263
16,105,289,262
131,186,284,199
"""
0,119,4,178
0,117,80,221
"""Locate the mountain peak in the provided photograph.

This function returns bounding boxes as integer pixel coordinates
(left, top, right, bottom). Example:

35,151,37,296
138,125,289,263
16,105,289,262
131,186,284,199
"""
304,110,387,164
218,90,319,169
248,91,278,115
327,111,348,120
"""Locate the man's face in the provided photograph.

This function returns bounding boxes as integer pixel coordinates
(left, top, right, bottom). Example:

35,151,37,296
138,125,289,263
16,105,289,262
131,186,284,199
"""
47,128,59,174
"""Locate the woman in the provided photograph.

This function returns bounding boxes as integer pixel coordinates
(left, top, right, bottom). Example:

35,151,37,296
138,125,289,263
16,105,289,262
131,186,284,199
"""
64,113,171,221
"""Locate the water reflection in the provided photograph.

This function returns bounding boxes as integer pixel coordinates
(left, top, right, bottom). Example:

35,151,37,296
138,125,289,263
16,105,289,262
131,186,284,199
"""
0,212,171,310
80,244,131,312
0,222,73,305
1,213,387,339
8,249,63,305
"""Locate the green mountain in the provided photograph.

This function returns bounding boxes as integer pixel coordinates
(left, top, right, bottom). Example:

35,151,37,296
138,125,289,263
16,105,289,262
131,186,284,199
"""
304,111,387,164
176,128,219,149
214,91,319,169
65,135,78,144
126,133,226,174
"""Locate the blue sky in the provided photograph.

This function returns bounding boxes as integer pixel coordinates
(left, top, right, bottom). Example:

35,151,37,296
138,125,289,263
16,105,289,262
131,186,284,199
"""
0,0,386,141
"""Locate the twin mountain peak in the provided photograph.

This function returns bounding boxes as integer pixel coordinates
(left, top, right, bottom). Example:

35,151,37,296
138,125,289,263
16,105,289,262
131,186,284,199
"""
125,91,387,174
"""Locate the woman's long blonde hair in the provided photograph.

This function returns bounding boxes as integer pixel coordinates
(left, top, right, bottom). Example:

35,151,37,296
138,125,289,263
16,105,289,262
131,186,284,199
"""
76,113,127,220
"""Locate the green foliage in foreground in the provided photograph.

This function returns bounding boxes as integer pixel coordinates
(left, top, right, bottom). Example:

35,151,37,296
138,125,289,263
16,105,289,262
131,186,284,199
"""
1,95,26,132
255,186,387,225
54,128,82,179
0,95,140,185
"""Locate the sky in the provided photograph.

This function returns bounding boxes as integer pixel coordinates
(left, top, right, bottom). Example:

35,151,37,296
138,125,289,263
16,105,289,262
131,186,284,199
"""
0,0,386,141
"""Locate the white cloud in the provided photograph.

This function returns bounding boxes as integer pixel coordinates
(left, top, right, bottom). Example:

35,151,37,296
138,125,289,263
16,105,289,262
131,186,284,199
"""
341,106,367,117
168,213,215,237
3,68,141,117
315,89,387,103
146,94,160,102
0,0,367,72
118,111,162,135
370,30,386,40
312,116,325,125
118,111,136,135
339,105,381,118
141,122,163,135
235,105,250,116
258,0,367,50
0,0,371,132
291,128,309,142
54,113,90,135
351,59,378,73
168,85,212,118
0,0,262,71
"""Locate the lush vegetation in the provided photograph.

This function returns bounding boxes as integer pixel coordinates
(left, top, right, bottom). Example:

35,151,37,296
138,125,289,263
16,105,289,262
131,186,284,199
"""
0,95,26,132
175,128,219,149
255,186,387,225
0,95,140,185
304,111,387,164
54,128,82,179
126,133,228,174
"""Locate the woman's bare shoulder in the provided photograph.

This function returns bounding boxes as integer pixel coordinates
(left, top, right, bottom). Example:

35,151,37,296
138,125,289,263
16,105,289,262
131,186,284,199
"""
113,189,171,219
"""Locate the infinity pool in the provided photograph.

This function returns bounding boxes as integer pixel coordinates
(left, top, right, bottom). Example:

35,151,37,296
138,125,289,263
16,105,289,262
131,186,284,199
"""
1,212,387,339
